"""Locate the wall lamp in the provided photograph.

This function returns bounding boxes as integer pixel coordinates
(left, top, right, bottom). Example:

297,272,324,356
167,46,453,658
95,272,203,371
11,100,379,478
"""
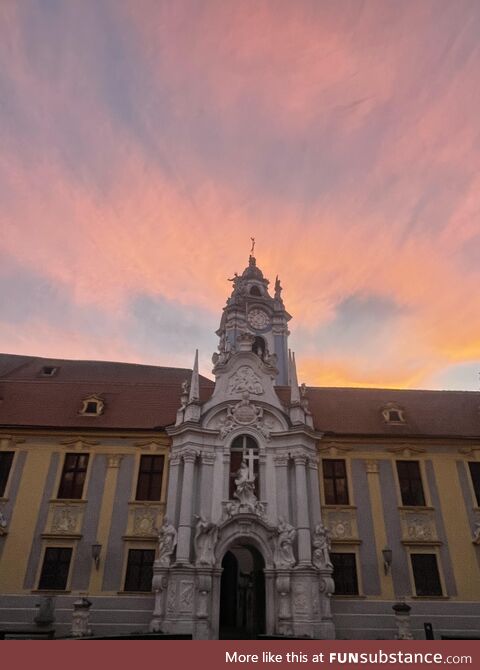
382,547,393,575
91,542,102,570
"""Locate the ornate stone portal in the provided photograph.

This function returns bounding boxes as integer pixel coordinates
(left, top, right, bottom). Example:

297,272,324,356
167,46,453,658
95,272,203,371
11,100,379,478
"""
150,255,335,639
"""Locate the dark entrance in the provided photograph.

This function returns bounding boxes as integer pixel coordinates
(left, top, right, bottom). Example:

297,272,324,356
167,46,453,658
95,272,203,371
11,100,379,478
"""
219,544,266,639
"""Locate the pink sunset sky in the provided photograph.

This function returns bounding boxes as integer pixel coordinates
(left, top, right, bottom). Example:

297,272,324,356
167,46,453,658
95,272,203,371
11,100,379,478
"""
1,1,480,390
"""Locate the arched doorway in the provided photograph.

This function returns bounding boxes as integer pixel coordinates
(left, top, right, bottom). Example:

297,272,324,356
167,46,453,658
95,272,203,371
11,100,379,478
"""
219,544,266,639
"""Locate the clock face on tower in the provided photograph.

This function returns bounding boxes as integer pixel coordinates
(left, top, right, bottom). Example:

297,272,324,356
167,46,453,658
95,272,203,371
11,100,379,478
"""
247,308,270,330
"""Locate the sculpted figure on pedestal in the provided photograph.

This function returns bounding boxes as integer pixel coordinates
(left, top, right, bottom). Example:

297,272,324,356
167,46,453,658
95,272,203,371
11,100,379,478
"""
274,517,296,568
194,515,219,566
312,522,333,569
157,518,177,566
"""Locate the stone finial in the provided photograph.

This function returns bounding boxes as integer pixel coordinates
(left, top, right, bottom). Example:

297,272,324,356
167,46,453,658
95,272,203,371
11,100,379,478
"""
188,349,200,404
289,351,301,406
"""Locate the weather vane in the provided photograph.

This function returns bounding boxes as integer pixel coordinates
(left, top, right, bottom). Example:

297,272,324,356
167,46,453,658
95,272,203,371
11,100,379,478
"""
250,237,255,255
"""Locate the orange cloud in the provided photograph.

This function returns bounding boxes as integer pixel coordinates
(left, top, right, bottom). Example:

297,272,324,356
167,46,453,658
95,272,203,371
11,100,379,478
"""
1,2,479,389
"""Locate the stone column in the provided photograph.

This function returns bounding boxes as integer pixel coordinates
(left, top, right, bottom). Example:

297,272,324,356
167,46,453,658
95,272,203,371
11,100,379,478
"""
292,452,311,565
274,454,289,520
165,453,181,518
176,449,197,564
199,452,216,519
308,455,321,527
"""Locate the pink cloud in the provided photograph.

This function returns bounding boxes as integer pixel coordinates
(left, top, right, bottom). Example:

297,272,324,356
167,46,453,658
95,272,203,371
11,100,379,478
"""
1,2,479,388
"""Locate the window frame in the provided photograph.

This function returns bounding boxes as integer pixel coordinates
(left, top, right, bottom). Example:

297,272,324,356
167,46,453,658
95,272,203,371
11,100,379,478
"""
330,551,359,596
468,462,480,507
322,458,350,506
396,460,426,507
0,451,15,498
123,547,155,592
135,454,165,502
409,552,444,597
57,452,90,500
37,546,73,591
229,434,260,500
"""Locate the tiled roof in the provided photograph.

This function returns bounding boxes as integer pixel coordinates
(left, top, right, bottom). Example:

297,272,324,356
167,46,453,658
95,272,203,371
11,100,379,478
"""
1,354,479,437
0,354,214,430
298,386,480,438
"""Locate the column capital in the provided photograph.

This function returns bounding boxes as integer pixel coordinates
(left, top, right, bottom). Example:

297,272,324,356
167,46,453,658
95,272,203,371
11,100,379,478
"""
365,459,379,474
106,454,123,469
274,454,290,467
200,451,216,466
182,449,198,464
291,450,308,466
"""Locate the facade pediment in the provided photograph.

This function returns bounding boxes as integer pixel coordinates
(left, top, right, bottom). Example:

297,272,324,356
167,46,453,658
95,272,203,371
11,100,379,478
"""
203,351,284,414
203,400,288,438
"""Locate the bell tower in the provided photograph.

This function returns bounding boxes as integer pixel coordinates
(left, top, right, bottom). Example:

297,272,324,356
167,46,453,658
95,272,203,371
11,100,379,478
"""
213,254,291,385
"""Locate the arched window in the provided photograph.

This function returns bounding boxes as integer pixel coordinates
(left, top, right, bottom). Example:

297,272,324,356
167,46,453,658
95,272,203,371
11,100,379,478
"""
252,336,266,359
249,285,262,296
229,435,259,499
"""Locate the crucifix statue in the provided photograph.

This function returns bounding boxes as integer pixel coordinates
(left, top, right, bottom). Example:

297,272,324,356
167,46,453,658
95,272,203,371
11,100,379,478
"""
250,237,255,255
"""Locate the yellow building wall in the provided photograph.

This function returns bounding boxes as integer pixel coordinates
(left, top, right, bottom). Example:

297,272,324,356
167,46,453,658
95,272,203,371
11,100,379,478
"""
0,430,170,596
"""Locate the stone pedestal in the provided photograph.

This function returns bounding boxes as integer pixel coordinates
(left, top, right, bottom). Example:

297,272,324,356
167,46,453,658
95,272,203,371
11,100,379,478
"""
71,598,92,638
393,601,413,640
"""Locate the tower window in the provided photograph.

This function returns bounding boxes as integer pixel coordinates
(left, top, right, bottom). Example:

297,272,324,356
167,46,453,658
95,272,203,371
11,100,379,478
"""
396,461,425,506
252,336,266,359
322,459,349,505
229,435,259,499
250,285,262,296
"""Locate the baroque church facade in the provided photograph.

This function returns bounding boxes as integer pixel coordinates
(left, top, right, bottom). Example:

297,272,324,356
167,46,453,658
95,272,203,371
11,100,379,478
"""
1,255,480,639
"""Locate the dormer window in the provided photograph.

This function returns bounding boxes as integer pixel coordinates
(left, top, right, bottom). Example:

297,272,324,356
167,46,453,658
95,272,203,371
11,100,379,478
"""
382,404,406,424
40,366,58,377
79,395,104,416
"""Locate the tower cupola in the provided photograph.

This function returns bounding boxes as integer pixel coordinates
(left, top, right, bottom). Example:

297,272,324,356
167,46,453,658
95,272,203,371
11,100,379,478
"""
213,252,291,385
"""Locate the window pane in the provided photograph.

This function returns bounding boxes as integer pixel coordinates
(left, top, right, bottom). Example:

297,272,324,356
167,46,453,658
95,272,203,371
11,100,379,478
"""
468,463,480,506
38,547,72,590
323,459,349,505
0,452,15,497
58,453,89,499
396,461,425,506
331,553,358,595
124,549,155,592
135,455,164,501
411,554,442,596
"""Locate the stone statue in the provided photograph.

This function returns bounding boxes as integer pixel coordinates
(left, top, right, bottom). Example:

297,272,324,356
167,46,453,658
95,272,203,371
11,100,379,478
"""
179,380,189,410
312,522,332,569
157,518,177,566
233,460,258,510
274,276,282,300
274,517,296,568
194,515,218,566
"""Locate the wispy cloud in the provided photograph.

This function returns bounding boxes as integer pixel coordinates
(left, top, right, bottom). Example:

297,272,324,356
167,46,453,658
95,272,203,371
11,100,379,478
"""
1,1,479,389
